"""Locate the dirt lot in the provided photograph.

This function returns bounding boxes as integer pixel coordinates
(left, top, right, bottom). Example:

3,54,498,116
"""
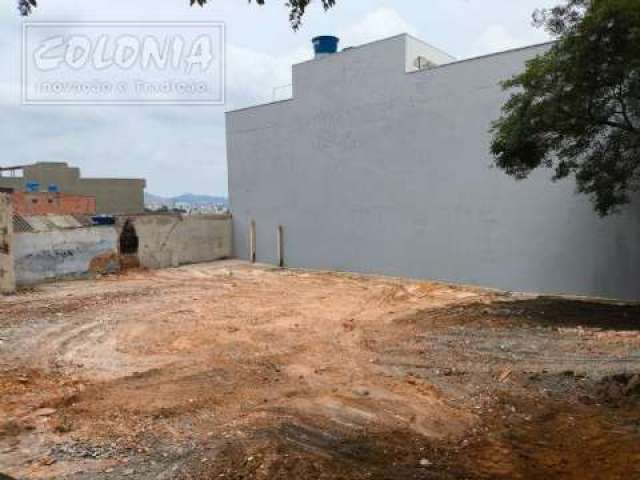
1,261,639,479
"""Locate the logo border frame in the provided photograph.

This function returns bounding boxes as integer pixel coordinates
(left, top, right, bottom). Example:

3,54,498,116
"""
22,21,226,106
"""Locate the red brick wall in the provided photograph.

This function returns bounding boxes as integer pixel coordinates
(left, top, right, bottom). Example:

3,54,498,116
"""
12,192,96,216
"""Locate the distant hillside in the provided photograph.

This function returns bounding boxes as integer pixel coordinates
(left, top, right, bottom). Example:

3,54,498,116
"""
144,192,228,208
173,194,228,205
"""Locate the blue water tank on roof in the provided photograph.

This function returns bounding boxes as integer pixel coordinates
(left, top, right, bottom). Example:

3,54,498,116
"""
26,181,39,193
312,36,339,58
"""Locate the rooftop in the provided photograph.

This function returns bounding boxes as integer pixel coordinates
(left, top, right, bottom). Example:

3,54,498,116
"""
227,34,553,115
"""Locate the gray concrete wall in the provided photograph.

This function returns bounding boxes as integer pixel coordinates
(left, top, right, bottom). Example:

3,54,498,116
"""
14,227,119,285
12,214,232,284
73,178,146,215
0,193,16,293
0,162,145,214
119,214,232,269
226,35,640,301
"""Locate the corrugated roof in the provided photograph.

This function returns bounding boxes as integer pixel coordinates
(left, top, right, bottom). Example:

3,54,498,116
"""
13,214,34,233
45,215,83,229
73,215,95,227
22,216,52,232
12,214,94,233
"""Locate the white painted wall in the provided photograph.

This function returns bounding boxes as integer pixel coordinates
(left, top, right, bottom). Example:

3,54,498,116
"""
405,35,456,72
14,227,118,285
226,35,640,301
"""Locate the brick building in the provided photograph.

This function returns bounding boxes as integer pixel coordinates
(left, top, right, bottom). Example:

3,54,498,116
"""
0,162,145,214
11,191,96,216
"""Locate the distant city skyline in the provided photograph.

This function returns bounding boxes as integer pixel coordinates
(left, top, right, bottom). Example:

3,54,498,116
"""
1,0,555,197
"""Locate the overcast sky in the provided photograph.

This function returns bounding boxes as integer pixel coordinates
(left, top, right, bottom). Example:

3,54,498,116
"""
1,0,558,197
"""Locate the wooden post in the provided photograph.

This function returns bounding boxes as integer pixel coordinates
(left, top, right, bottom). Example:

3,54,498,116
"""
277,225,284,268
0,193,16,294
249,219,256,263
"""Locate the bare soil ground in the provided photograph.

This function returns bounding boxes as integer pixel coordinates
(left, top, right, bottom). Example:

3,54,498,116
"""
1,261,639,479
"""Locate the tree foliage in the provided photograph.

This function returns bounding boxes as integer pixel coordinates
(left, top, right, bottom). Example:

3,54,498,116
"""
17,0,336,29
17,0,37,16
491,0,640,215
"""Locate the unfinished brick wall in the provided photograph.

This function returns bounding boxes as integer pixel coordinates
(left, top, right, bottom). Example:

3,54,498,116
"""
0,193,16,293
12,192,96,216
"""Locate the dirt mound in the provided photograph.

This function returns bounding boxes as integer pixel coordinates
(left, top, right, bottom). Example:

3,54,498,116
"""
173,421,458,480
598,373,640,405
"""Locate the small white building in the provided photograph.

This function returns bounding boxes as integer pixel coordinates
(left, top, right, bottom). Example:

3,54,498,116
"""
226,34,640,300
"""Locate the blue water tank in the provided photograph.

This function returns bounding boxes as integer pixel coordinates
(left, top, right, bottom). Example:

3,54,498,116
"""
312,36,339,58
48,184,60,193
26,181,39,193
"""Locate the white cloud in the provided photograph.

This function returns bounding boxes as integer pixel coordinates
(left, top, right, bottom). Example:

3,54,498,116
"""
339,7,420,47
471,25,520,56
226,44,307,109
469,20,554,59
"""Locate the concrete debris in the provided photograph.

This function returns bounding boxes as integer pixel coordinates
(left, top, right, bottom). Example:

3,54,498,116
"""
33,408,56,417
352,387,370,397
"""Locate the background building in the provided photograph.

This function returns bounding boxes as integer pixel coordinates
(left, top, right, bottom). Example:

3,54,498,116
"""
11,191,96,216
0,162,145,214
226,34,640,301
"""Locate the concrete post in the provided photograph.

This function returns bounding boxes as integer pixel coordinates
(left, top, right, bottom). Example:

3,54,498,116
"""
0,193,16,294
277,225,284,268
249,219,256,263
